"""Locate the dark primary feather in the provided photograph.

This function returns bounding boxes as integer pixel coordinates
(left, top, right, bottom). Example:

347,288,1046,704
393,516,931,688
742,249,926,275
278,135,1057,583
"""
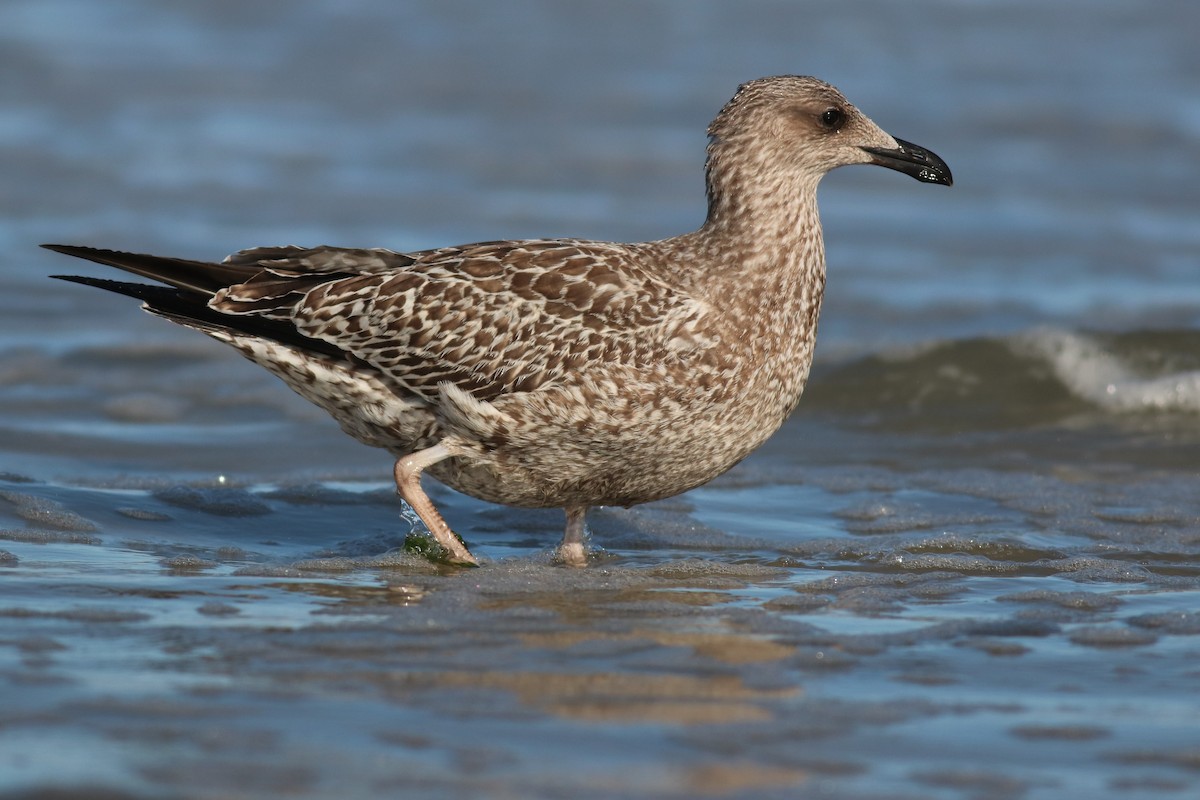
42,243,256,295
46,250,349,361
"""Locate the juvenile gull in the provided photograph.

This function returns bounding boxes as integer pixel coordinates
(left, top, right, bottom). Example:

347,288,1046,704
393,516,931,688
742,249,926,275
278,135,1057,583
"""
44,76,951,566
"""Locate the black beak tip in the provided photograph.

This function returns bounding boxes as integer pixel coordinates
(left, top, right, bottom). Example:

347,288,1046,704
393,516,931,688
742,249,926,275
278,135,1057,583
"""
863,138,953,187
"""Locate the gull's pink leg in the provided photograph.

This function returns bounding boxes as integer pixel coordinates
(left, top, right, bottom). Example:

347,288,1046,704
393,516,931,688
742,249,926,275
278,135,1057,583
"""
557,505,589,566
394,443,478,566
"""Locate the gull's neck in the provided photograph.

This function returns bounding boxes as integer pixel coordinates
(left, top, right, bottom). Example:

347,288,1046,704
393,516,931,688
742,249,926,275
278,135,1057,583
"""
694,136,827,287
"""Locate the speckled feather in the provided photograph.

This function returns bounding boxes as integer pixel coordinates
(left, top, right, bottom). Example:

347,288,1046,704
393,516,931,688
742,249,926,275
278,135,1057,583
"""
45,76,951,563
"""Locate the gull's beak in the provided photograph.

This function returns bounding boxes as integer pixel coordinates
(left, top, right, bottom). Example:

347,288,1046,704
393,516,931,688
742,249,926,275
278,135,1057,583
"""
862,137,953,186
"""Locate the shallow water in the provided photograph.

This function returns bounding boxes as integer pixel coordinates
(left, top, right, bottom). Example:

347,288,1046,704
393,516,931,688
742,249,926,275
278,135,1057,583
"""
4,1,1200,798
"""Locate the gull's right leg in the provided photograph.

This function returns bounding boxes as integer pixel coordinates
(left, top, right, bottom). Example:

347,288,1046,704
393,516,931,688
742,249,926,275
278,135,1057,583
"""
556,505,589,567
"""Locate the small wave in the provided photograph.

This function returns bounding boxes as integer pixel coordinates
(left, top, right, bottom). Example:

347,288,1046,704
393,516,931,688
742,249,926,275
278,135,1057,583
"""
810,327,1200,426
1012,327,1200,413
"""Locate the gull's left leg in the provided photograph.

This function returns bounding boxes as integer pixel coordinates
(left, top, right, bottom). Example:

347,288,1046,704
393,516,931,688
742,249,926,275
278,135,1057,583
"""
393,442,478,565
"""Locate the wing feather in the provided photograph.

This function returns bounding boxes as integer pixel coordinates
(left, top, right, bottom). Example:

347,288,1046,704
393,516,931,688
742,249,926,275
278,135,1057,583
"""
211,239,709,401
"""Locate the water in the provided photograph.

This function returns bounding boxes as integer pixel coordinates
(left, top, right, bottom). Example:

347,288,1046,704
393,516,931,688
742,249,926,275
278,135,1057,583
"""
3,1,1200,798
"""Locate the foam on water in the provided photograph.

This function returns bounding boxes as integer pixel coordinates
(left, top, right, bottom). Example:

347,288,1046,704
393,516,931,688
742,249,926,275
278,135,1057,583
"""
807,327,1200,438
1015,327,1200,413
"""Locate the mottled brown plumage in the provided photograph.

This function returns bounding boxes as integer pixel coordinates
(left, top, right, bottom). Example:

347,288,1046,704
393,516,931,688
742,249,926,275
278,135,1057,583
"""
45,76,951,565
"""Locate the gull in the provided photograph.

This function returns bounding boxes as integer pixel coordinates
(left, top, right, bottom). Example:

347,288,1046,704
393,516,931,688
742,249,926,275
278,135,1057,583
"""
45,76,951,566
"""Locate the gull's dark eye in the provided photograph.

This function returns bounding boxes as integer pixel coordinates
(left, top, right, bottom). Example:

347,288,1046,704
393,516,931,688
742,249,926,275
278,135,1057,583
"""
819,107,846,131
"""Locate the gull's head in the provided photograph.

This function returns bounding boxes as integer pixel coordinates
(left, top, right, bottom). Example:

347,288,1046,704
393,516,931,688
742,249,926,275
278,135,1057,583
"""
707,75,952,188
